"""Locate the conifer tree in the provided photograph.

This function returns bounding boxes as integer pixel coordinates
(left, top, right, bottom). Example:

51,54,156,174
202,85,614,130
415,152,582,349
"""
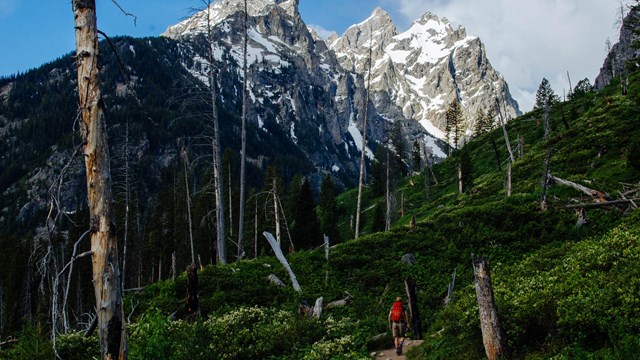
534,78,560,109
291,177,321,250
411,140,422,173
445,99,464,151
318,175,339,244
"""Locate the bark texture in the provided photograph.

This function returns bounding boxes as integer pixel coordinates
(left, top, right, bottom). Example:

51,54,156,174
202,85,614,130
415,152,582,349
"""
472,255,507,360
72,1,126,358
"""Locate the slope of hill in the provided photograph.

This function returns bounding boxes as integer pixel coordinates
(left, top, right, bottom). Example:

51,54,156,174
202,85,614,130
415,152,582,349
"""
4,59,636,360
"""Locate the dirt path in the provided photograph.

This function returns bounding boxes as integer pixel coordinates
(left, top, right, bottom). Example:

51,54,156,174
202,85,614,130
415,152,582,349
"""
371,339,423,359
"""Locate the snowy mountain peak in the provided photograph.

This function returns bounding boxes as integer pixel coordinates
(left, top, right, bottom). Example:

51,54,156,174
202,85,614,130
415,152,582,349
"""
162,0,299,39
329,7,520,143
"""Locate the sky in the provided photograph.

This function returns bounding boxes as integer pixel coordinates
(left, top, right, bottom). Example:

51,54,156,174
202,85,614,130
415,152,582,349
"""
0,0,627,112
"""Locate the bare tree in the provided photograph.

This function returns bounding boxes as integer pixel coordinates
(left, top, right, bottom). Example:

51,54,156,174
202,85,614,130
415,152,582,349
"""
181,147,196,265
237,0,249,260
71,0,126,357
354,29,373,240
201,0,227,264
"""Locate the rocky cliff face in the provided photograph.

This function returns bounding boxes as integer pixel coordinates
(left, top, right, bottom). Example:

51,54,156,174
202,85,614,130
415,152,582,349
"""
595,5,640,90
329,8,520,145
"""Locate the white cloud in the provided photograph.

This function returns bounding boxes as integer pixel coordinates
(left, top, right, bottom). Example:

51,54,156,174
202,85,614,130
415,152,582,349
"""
387,0,621,112
308,24,336,40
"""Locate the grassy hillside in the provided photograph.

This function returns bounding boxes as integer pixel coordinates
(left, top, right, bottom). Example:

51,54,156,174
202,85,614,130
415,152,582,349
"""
2,73,639,359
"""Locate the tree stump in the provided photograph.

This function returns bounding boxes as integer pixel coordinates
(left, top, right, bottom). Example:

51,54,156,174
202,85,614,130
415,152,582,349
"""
186,264,199,316
472,255,507,360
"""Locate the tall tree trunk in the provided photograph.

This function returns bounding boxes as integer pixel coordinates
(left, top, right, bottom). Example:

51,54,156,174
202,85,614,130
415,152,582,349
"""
228,162,233,238
354,30,373,240
543,102,551,140
541,150,553,211
72,1,126,358
122,118,130,290
204,0,226,264
385,143,391,232
495,99,515,163
186,264,199,315
181,149,195,265
237,0,248,260
506,161,512,197
458,161,463,194
273,178,281,245
472,255,507,360
404,277,422,339
490,138,502,171
254,195,258,259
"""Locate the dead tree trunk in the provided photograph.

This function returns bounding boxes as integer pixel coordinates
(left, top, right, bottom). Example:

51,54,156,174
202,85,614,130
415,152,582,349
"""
506,162,512,197
72,0,127,359
385,144,391,231
444,268,456,307
458,161,463,195
541,150,553,211
490,138,502,172
181,148,195,265
549,175,609,202
355,29,373,240
185,264,199,316
273,178,281,245
472,255,507,360
237,0,248,259
203,0,226,264
263,232,301,292
72,0,126,357
404,277,422,339
495,99,515,163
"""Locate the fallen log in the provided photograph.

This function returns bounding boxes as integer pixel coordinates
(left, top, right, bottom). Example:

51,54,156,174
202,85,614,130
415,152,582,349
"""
565,199,632,209
325,295,353,309
549,175,608,201
263,231,301,292
0,337,18,347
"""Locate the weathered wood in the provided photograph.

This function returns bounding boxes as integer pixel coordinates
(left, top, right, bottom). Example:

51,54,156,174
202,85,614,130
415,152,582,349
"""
444,268,456,307
263,232,301,292
355,29,373,240
0,337,18,347
565,199,632,209
541,150,553,211
267,274,285,287
312,297,324,319
72,0,126,358
186,264,199,315
404,277,422,339
84,316,98,338
549,175,609,201
495,99,515,163
490,138,502,171
472,255,507,360
506,162,512,197
237,0,249,260
325,295,353,309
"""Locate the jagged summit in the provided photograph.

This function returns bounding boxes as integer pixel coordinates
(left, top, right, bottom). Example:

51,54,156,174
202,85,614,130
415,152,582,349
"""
162,0,300,39
329,8,520,142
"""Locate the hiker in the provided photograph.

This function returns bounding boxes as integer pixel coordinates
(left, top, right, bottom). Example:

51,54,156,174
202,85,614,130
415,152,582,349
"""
388,296,410,355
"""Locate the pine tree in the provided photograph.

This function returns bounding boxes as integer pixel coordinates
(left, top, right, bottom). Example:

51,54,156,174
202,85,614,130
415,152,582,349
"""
534,78,560,109
570,78,594,99
411,140,421,173
318,175,339,244
445,99,464,151
291,177,321,250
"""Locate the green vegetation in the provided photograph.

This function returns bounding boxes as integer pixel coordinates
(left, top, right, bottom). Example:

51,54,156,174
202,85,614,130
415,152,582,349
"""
2,43,640,360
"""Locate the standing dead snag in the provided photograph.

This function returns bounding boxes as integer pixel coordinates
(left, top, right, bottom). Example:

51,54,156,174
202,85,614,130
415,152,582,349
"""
72,0,126,358
404,277,422,339
186,265,199,316
472,255,507,360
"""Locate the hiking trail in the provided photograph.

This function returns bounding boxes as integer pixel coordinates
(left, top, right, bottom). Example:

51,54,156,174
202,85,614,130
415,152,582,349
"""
371,339,423,359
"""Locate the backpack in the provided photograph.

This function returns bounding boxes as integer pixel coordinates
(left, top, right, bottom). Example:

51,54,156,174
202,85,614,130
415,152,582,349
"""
390,301,403,322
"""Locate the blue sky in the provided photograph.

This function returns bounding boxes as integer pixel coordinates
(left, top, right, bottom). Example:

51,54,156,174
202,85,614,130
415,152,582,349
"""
0,0,624,111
